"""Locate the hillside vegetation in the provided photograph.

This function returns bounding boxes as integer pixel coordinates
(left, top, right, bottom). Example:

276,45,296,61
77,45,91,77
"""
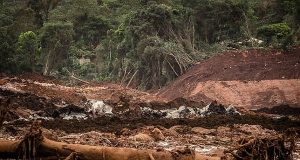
0,0,299,89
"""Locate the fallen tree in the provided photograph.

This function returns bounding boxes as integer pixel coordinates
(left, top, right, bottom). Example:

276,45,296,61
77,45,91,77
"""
0,121,220,160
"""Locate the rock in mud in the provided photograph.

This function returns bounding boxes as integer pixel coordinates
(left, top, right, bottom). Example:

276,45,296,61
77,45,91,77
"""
130,133,154,142
86,99,113,117
164,106,197,118
141,107,166,118
198,101,226,115
198,101,241,116
151,128,165,141
226,105,241,115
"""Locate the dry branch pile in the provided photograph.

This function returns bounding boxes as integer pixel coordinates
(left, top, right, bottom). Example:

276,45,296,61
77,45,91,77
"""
229,136,295,160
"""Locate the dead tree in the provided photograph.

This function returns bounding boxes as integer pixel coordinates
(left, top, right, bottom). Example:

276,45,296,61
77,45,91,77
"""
0,121,221,160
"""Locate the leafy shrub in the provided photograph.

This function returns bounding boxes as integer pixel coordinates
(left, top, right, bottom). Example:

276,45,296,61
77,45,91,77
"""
257,23,291,46
16,31,40,72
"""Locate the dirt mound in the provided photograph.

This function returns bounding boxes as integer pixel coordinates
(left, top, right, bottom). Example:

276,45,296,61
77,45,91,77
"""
158,48,300,109
174,48,300,82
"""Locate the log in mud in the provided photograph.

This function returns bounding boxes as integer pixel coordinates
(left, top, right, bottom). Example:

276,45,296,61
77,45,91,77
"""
0,121,296,160
0,75,299,159
0,121,212,160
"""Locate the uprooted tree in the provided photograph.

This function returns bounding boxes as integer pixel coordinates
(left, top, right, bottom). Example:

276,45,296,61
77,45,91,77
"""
0,121,199,160
0,119,296,160
113,3,197,89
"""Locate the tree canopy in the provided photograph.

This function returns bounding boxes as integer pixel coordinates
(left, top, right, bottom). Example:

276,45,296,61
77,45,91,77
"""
1,0,299,88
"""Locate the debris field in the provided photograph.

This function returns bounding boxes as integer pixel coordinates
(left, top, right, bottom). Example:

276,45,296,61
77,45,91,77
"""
0,48,300,160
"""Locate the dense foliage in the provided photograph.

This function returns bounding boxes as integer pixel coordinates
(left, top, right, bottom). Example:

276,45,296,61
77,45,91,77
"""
0,0,299,89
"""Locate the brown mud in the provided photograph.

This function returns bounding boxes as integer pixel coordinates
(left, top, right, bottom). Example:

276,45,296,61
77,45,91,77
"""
42,115,300,134
1,48,300,159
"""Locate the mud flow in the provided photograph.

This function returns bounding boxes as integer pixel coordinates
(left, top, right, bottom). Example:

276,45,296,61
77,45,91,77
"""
0,48,300,160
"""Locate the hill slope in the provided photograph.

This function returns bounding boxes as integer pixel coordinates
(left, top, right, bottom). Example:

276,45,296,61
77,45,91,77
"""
158,48,300,109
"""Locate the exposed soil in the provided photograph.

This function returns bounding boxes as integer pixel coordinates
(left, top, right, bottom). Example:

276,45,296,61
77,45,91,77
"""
0,72,62,84
173,48,300,82
158,48,300,109
1,48,300,159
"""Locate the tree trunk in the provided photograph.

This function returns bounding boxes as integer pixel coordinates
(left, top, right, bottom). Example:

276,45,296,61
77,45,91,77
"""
43,51,52,76
30,48,35,72
0,122,220,160
0,137,195,160
0,137,219,160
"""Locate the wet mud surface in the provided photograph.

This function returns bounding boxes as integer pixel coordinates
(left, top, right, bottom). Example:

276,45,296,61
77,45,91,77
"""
1,71,300,159
39,115,299,134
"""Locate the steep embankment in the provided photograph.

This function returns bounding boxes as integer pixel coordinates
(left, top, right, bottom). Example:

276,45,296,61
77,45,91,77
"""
158,48,300,109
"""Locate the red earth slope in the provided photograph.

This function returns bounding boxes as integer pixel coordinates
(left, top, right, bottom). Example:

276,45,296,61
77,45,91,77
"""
158,48,300,109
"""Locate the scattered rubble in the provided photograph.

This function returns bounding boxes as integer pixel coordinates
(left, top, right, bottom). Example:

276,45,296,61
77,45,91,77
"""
1,121,295,159
1,80,242,122
141,101,240,119
0,74,299,159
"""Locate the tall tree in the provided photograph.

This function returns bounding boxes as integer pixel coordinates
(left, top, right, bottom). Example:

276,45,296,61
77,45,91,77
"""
40,22,73,75
27,0,61,25
16,31,40,72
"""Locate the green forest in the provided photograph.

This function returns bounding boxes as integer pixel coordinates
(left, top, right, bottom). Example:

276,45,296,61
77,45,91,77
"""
0,0,299,89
